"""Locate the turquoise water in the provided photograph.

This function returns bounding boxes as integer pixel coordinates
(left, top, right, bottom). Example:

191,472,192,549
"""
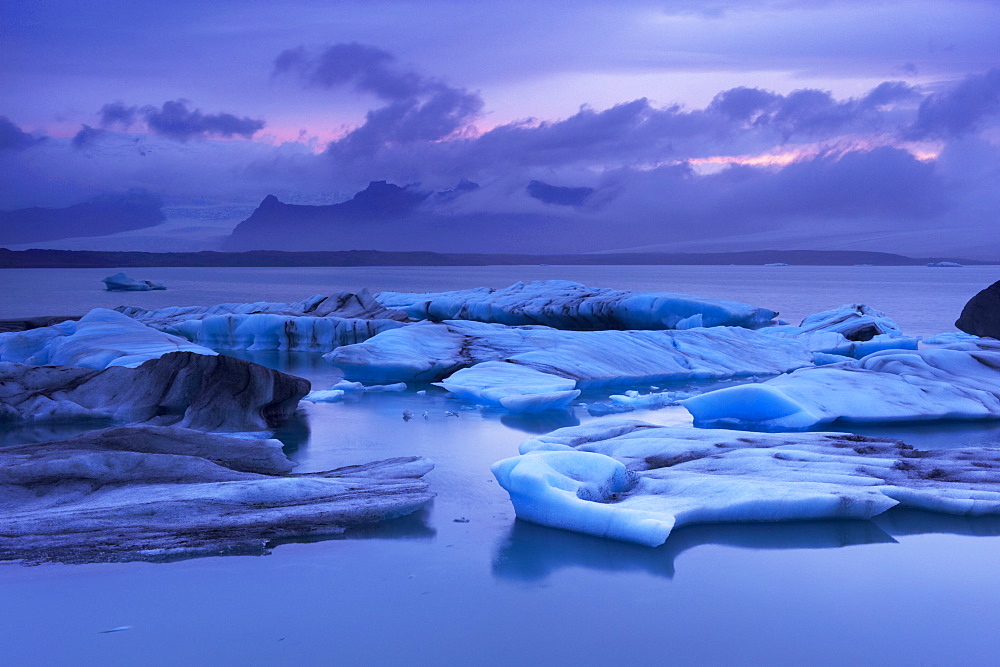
2,266,1000,665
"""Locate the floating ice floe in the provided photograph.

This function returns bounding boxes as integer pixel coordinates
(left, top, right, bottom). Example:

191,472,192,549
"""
682,339,1000,430
0,351,308,432
304,379,408,402
586,389,697,416
760,304,919,359
328,320,816,387
0,426,433,563
0,308,217,369
119,292,408,352
376,280,778,330
102,271,166,291
491,419,1000,546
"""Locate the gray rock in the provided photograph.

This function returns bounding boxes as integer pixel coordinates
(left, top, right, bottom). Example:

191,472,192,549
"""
0,351,309,431
956,281,1000,339
0,425,434,564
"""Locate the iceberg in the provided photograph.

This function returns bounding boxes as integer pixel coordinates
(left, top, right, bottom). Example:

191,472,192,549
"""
119,292,409,352
0,351,309,432
760,304,919,358
437,362,581,413
0,425,433,563
304,379,408,402
682,339,1000,430
492,419,1000,546
376,280,778,330
0,308,217,369
328,320,815,385
102,271,166,291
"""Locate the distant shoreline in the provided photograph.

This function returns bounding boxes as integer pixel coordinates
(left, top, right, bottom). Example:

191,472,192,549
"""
1,247,994,268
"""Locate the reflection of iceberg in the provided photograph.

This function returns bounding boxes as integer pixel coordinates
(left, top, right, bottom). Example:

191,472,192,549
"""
0,308,217,369
493,517,896,582
683,340,1000,430
377,280,778,330
492,419,1000,546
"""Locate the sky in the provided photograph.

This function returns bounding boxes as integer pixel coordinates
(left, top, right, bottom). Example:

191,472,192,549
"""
1,0,999,256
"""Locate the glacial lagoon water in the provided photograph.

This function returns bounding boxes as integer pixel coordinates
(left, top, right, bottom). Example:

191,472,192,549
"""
3,265,1000,665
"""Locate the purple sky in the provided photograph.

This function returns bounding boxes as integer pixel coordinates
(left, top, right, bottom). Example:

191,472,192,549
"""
2,0,999,256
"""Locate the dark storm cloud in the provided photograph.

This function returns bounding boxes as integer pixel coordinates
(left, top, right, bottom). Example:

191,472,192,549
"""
72,124,106,149
0,116,45,151
99,100,265,141
276,43,483,155
908,68,1000,138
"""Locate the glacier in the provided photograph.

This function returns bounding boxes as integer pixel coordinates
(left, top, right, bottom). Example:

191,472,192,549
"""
492,419,1000,546
0,425,434,564
375,280,778,330
0,308,217,369
0,351,308,432
682,339,1000,430
119,292,409,352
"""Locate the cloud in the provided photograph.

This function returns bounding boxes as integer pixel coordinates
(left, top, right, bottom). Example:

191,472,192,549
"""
99,100,265,141
0,116,45,151
909,68,1000,138
72,124,106,150
276,43,483,157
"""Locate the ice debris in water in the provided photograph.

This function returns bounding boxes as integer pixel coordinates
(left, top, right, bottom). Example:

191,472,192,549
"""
588,390,696,416
0,426,434,564
682,339,1000,430
376,280,778,330
492,419,1000,547
304,380,407,402
102,272,165,291
0,309,217,369
119,293,408,353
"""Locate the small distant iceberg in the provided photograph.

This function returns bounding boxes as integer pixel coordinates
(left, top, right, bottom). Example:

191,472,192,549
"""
103,271,166,291
926,261,963,267
763,262,789,267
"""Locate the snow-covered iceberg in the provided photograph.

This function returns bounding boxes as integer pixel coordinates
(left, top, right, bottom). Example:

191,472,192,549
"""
0,308,217,369
328,320,815,385
119,293,409,352
0,426,434,563
682,340,1000,430
376,280,778,330
0,351,308,432
103,271,166,291
492,419,1000,546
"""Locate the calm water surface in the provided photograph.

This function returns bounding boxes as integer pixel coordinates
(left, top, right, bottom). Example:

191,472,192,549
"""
2,265,1000,665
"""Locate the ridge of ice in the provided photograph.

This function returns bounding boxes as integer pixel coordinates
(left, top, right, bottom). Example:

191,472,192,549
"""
682,340,1000,430
492,419,1000,546
0,308,217,369
376,280,778,330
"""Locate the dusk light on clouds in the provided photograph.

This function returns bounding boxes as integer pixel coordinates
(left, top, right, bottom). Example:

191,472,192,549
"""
1,0,998,257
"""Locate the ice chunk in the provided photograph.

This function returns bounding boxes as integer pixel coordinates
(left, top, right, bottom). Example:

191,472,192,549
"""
304,389,346,403
0,308,217,369
119,294,408,353
329,320,815,385
376,280,777,330
304,380,407,402
0,351,309,432
922,332,980,346
437,362,580,412
0,426,433,563
682,340,1000,430
102,271,166,291
492,419,1000,546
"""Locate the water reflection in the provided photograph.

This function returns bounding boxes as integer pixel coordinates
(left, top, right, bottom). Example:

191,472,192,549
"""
498,409,581,434
493,507,1000,582
0,418,115,447
273,409,312,456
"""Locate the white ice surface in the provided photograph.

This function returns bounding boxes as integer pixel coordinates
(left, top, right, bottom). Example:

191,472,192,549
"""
682,340,1000,430
376,280,777,330
328,320,816,385
436,362,581,413
492,419,1000,546
0,309,217,369
304,380,408,402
